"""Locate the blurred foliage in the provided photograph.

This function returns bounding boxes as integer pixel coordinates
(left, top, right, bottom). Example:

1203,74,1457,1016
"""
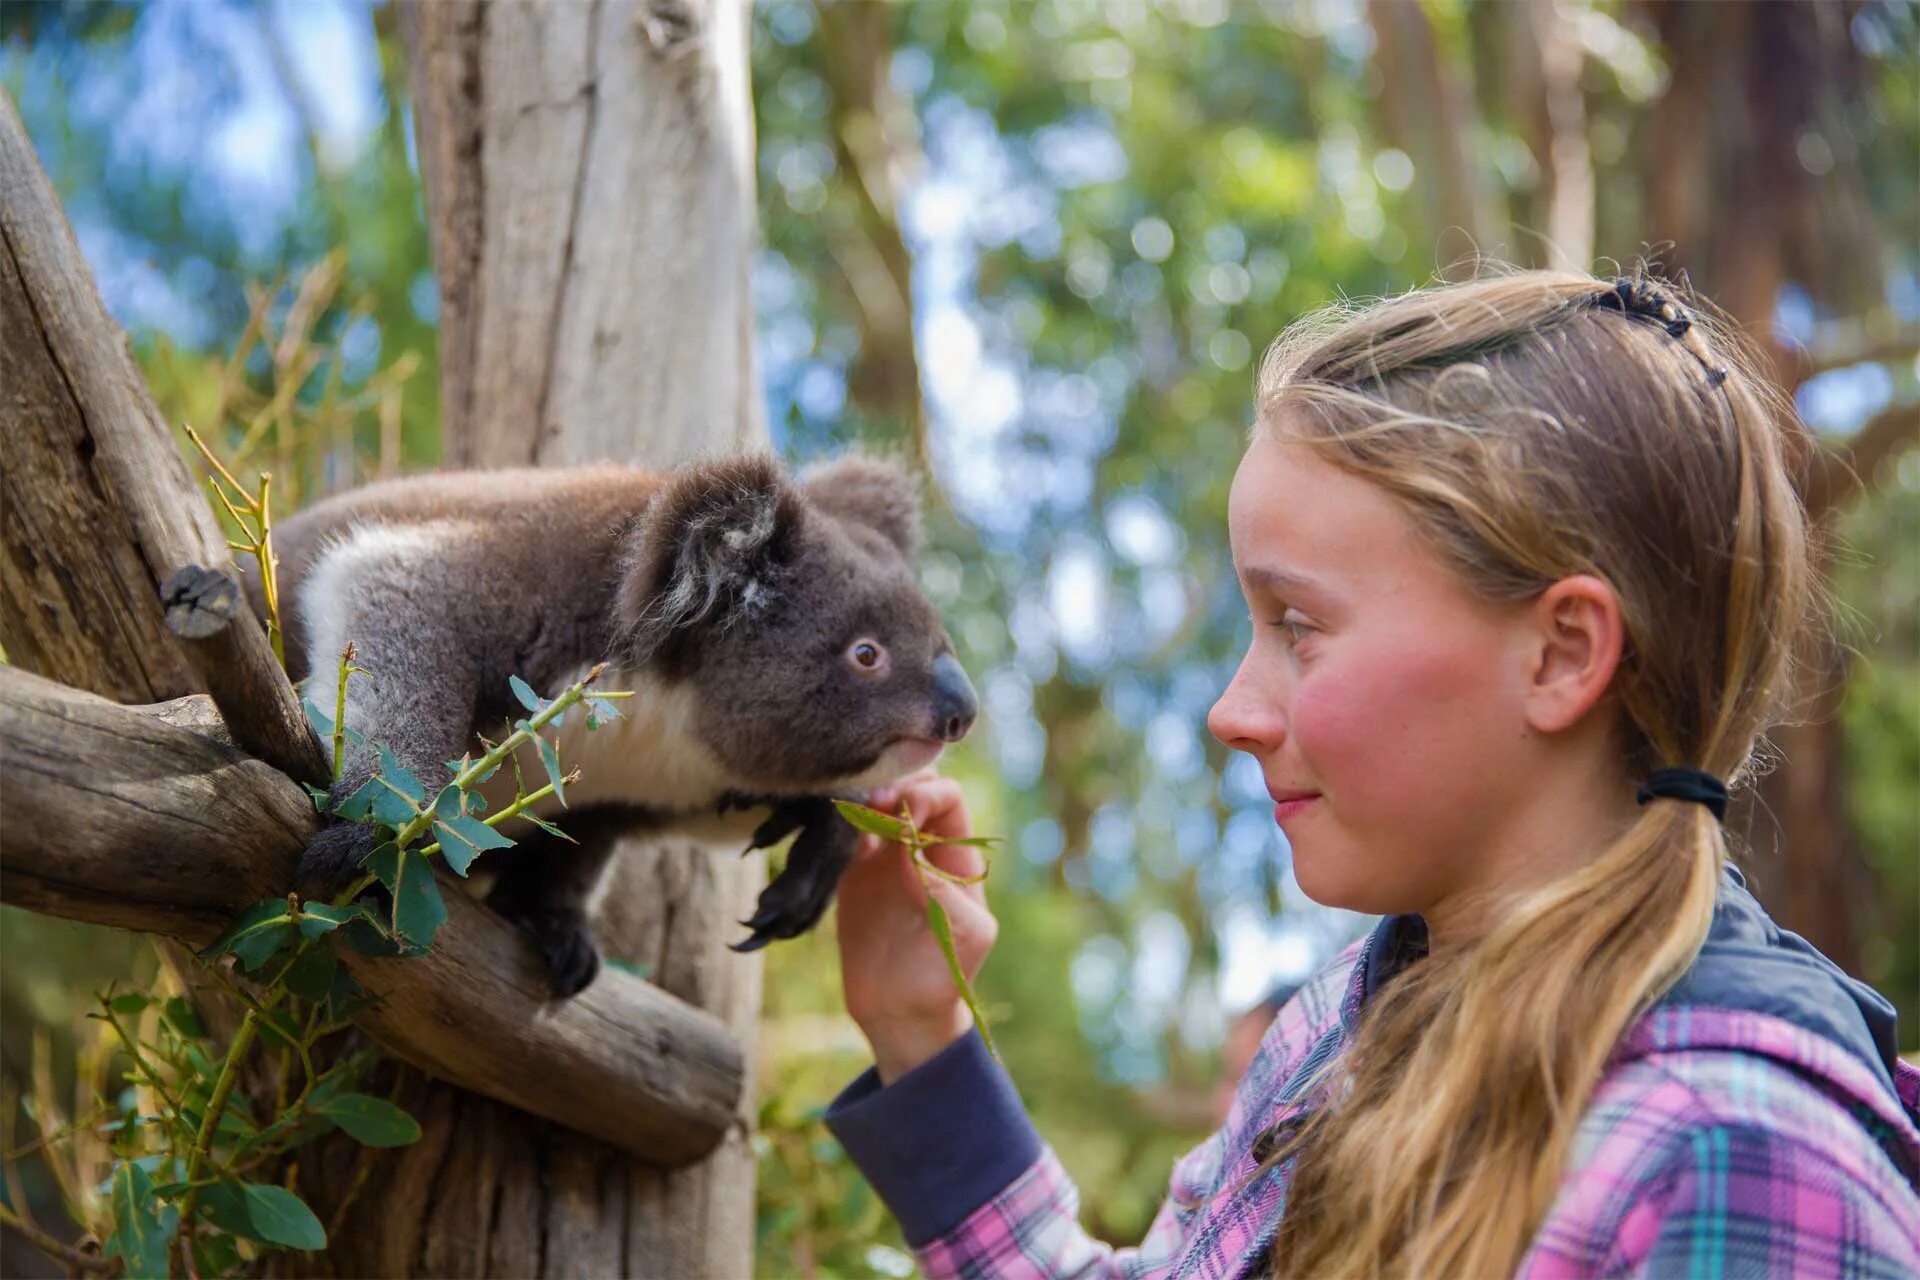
1836,465,1920,1035
2,0,1915,1273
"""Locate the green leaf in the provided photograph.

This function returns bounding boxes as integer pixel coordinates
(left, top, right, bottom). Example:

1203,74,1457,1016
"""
303,782,333,813
295,901,366,940
162,996,205,1040
193,1229,242,1278
200,900,296,971
431,815,515,876
376,746,425,803
368,845,446,948
432,784,463,820
331,777,381,821
926,895,998,1063
201,1181,328,1252
282,944,339,1003
238,1183,327,1251
536,734,566,806
313,1093,422,1147
110,992,151,1016
585,695,622,728
197,1181,254,1237
508,673,543,713
832,801,913,842
370,776,421,828
339,912,404,958
522,813,576,842
104,1161,175,1279
322,964,369,1020
303,696,334,738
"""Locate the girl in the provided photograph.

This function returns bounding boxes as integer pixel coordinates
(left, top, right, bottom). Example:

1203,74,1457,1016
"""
823,271,1920,1277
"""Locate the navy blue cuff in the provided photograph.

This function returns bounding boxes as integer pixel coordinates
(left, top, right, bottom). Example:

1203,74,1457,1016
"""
824,1027,1044,1247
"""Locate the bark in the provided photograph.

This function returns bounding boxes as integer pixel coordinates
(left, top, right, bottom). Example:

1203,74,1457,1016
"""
0,668,742,1166
388,2,767,1273
0,92,323,785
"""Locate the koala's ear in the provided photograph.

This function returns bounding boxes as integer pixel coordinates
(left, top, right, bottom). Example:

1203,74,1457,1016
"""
801,454,922,556
616,455,803,662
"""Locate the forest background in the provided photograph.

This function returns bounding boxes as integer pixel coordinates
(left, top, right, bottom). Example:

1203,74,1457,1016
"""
2,0,1915,1274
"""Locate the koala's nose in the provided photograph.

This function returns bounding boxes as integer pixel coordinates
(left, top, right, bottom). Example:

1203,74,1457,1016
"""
931,654,978,743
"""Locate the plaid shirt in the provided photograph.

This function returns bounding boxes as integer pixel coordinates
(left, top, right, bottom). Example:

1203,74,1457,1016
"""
829,881,1920,1279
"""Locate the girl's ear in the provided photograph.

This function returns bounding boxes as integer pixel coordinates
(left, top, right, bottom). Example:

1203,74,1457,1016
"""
1522,574,1625,734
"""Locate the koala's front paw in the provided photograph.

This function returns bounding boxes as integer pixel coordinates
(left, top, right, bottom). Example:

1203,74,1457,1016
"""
298,822,378,891
497,905,601,999
731,806,856,953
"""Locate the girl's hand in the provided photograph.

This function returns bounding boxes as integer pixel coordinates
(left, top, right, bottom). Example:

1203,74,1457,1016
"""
836,773,998,1084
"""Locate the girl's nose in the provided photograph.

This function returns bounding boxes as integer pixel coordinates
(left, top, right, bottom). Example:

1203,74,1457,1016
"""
1208,660,1286,755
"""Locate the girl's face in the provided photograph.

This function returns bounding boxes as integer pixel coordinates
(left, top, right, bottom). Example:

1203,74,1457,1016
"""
1207,434,1548,920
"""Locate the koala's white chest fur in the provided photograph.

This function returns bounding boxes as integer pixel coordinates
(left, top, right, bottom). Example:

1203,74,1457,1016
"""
471,668,745,829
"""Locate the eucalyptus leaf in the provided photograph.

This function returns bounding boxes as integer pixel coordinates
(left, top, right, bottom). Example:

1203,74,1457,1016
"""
926,895,998,1062
104,1162,173,1280
369,844,446,948
162,996,205,1040
831,801,912,842
523,813,577,842
509,673,543,712
432,815,515,876
295,901,366,939
200,900,295,971
202,1181,328,1251
376,745,425,803
536,734,566,806
370,776,421,827
240,1183,327,1250
283,943,339,1003
331,776,382,821
109,992,150,1015
302,696,334,738
313,1093,422,1147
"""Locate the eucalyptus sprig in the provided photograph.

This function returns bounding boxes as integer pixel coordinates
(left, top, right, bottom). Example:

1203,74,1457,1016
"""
832,800,1003,1062
7,659,628,1277
181,423,287,668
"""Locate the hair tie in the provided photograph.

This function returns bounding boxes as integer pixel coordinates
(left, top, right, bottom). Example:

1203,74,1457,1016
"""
1636,767,1729,822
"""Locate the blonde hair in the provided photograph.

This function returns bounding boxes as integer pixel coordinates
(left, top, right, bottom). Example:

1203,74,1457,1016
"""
1253,269,1811,1277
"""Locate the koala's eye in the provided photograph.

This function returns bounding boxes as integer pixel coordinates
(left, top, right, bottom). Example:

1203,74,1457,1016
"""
847,639,888,675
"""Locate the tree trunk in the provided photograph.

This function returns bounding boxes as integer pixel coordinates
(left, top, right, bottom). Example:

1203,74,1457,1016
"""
340,2,768,1274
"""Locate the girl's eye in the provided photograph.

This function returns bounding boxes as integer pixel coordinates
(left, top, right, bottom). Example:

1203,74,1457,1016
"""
1276,614,1316,648
848,639,888,673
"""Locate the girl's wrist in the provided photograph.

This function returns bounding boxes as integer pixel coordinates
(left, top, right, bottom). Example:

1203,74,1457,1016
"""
861,1004,975,1085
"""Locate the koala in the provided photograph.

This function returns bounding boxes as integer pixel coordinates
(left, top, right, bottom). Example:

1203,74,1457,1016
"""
249,454,977,997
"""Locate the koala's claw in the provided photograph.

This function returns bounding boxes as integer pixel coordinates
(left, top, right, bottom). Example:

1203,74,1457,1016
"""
729,862,838,953
298,822,378,890
730,798,859,953
498,905,601,998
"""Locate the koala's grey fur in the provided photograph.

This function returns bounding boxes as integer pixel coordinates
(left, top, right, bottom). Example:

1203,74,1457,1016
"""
250,454,976,997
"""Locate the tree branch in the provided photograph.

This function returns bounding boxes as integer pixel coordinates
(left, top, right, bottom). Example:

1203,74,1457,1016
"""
0,666,744,1167
1790,328,1920,388
1804,399,1920,524
0,87,325,786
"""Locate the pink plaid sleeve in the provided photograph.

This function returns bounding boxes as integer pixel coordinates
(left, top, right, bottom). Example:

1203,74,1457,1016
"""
915,1128,1228,1280
1610,1124,1920,1279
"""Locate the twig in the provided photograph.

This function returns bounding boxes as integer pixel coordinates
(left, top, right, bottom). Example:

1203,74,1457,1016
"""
0,1203,119,1275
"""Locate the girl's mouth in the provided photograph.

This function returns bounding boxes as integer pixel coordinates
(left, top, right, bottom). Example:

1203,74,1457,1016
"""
1272,794,1320,822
